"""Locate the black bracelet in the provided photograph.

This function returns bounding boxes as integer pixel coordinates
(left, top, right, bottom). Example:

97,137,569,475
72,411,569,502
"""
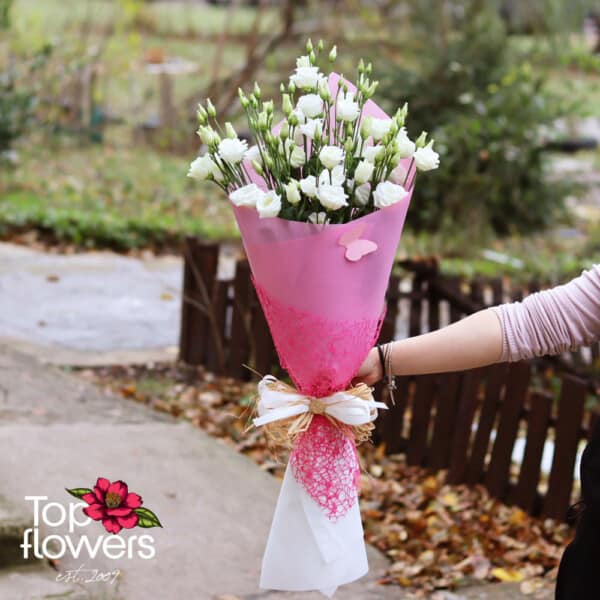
376,344,386,378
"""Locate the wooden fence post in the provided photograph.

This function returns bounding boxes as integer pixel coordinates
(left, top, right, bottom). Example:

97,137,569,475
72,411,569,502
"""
446,369,483,484
543,375,587,520
178,238,220,366
406,375,437,466
227,259,253,379
428,372,461,471
466,363,510,484
485,361,531,499
512,390,553,514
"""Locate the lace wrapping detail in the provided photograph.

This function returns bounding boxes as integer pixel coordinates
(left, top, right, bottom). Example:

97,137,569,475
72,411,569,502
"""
252,278,385,520
252,277,385,398
290,415,361,521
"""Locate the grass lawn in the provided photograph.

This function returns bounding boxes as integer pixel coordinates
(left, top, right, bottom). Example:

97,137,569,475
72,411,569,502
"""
1,137,238,250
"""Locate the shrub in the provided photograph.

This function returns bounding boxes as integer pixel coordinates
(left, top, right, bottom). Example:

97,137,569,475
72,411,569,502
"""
0,44,51,156
375,0,574,235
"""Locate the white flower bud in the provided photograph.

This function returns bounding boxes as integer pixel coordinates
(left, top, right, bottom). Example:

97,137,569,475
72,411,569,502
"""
354,182,371,206
206,98,216,118
225,122,237,139
282,94,293,115
290,145,306,168
415,131,428,148
284,179,301,205
354,160,375,185
396,127,416,158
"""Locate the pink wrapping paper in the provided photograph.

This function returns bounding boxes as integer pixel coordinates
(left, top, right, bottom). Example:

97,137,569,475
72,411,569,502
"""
233,72,414,521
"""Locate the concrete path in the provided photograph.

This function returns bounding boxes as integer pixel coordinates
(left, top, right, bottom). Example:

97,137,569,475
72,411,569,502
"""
0,241,182,361
0,241,246,367
0,345,553,599
0,344,396,599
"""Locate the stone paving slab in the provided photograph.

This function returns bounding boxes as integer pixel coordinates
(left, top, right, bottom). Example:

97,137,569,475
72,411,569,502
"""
0,242,183,353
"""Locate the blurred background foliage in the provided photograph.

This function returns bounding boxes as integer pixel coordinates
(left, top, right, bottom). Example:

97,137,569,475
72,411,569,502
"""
0,0,599,280
376,0,577,236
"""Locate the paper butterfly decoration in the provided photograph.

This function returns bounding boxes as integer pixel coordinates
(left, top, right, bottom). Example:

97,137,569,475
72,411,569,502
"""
338,223,378,262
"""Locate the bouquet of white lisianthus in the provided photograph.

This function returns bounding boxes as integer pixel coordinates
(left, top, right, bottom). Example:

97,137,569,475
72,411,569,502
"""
187,40,440,598
188,39,439,224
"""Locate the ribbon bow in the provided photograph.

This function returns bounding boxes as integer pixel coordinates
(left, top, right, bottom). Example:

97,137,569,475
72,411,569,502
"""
252,375,387,444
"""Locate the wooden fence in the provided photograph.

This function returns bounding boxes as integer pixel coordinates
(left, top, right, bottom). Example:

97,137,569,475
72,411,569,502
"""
178,238,599,522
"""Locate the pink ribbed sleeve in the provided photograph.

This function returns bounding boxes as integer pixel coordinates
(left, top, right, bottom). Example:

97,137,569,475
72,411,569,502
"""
490,264,600,362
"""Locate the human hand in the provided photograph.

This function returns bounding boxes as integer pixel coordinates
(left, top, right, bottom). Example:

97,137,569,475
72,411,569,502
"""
353,347,383,386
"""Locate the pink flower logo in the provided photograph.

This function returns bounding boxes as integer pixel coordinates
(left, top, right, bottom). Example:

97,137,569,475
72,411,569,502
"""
66,477,162,534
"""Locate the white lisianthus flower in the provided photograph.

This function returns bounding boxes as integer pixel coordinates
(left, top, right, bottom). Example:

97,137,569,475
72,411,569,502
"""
413,141,440,171
299,118,323,139
319,145,344,169
245,145,262,164
317,184,348,211
308,211,329,224
318,76,331,101
283,138,294,153
290,108,306,125
294,129,304,146
284,180,301,205
354,160,375,185
297,94,323,118
318,164,345,187
373,181,408,208
290,66,321,90
390,163,408,185
396,127,416,159
229,183,265,208
354,183,371,206
296,55,311,68
362,144,384,163
218,137,248,164
336,92,360,122
187,154,217,180
256,190,281,218
364,117,392,141
293,128,304,146
290,145,306,168
299,175,317,198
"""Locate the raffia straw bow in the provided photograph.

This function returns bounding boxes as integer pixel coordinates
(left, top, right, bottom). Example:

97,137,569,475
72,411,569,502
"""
248,374,388,451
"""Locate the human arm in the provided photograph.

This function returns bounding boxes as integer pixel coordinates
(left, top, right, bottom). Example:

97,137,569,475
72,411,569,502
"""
356,308,503,385
356,264,600,386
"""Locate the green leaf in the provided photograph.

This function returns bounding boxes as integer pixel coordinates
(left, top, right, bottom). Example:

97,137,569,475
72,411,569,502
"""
134,507,163,528
65,487,93,499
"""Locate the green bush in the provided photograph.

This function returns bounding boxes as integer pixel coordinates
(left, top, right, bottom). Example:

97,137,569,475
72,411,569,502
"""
376,0,574,235
0,44,51,155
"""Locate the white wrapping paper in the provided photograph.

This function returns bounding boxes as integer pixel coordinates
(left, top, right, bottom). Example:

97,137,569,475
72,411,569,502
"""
259,462,369,597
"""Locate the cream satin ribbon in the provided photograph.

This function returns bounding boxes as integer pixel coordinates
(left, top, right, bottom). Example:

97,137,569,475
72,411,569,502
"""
253,375,388,429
